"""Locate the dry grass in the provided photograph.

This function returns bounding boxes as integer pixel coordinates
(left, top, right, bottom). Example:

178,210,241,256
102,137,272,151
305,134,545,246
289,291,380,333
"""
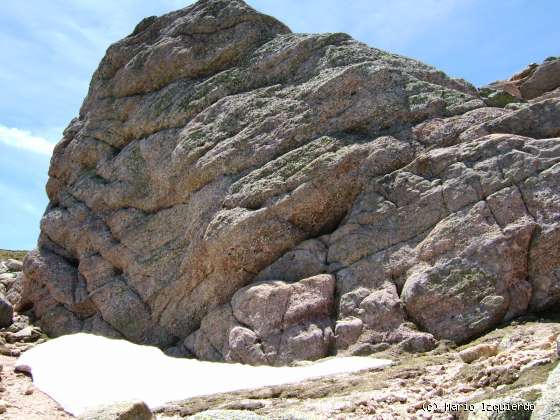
0,250,28,261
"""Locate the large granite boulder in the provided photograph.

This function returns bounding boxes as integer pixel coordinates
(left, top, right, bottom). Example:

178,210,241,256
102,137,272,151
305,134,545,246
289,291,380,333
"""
23,0,560,364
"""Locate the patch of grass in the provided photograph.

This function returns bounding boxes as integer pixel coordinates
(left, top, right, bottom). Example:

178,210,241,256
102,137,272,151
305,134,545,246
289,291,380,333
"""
0,249,28,261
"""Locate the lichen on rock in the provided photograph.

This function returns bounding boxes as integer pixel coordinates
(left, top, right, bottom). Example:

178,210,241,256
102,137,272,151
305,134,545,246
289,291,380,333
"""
22,0,560,365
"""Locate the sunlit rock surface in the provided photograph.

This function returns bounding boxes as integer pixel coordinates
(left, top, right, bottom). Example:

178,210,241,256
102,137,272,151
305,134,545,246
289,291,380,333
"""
22,0,560,364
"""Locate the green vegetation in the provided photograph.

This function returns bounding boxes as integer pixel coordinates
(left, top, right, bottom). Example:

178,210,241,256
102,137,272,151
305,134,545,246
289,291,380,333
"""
0,249,28,261
484,90,522,108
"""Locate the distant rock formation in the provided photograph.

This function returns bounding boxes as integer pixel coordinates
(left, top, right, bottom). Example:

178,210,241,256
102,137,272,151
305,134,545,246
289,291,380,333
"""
480,57,560,107
23,0,560,365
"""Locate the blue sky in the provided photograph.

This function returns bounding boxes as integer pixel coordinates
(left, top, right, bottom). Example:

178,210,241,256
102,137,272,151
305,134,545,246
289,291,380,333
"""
1,0,559,250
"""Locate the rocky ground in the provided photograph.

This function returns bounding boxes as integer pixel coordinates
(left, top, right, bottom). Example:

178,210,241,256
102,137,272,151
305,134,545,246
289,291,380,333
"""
0,354,71,419
4,314,559,419
0,256,71,419
1,254,560,419
2,309,560,420
154,317,560,419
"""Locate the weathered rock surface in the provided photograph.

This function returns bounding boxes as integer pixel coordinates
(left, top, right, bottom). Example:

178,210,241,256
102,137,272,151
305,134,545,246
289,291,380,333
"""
79,400,154,420
22,0,560,364
0,258,28,330
479,57,560,108
4,260,22,273
469,396,533,420
0,296,13,329
184,274,335,365
0,258,48,359
532,362,560,419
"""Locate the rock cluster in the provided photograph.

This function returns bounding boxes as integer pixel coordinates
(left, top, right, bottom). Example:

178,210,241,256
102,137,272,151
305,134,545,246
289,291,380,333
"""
0,259,46,357
480,57,560,107
0,258,48,419
0,259,21,327
22,0,560,365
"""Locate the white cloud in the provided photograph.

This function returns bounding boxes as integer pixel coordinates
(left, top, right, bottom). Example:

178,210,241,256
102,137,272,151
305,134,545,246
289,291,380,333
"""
0,124,55,156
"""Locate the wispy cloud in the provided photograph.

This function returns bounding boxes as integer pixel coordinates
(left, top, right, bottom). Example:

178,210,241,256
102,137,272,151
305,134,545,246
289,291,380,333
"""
0,125,54,156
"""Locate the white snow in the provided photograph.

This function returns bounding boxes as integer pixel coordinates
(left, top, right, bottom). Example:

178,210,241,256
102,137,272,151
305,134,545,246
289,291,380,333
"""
16,333,391,416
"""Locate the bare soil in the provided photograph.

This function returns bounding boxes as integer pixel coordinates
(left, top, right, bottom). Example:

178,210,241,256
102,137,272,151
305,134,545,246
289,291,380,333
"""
0,354,72,419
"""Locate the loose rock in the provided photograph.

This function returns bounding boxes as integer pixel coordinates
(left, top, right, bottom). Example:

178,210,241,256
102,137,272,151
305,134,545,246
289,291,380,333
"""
459,343,499,364
79,400,154,420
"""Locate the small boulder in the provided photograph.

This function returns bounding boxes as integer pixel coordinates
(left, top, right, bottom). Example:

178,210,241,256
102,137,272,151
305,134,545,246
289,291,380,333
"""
0,273,16,288
4,272,24,308
350,342,390,356
78,400,154,420
393,328,437,353
335,317,363,349
5,259,23,272
6,326,42,343
459,343,498,363
520,59,560,99
228,274,335,365
0,296,13,328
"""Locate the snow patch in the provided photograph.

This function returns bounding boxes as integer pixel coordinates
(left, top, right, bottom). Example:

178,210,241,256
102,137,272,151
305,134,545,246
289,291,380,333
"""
16,333,391,416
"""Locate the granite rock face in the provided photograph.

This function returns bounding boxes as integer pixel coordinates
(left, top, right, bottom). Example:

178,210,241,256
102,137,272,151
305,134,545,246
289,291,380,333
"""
23,0,560,364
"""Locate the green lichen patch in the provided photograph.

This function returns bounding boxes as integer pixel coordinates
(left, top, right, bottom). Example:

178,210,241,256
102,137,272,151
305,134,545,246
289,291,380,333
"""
483,90,523,108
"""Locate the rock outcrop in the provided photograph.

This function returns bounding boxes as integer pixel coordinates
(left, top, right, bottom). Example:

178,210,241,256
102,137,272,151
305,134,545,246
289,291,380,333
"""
480,57,560,107
23,0,560,364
